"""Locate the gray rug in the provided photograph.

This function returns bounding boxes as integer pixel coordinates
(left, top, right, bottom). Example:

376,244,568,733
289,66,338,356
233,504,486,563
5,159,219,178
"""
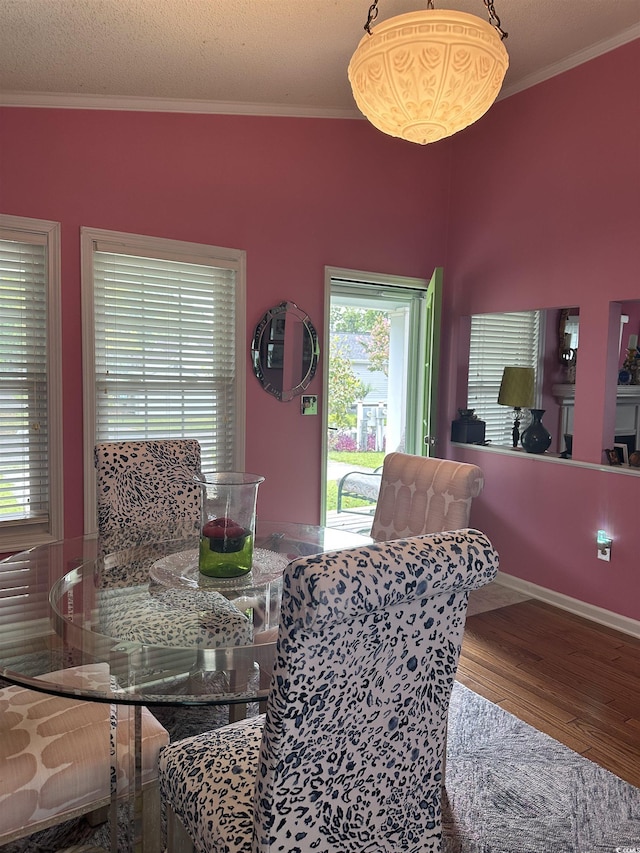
2,683,638,852
443,683,640,852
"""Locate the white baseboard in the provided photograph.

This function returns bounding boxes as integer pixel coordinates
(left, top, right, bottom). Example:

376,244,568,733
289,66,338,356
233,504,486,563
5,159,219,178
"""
495,572,640,640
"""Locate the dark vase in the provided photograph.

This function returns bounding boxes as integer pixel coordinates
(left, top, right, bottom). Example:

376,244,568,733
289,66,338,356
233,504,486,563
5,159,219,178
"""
521,409,552,454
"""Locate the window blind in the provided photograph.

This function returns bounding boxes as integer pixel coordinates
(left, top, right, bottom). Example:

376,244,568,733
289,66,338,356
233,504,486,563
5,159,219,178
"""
92,247,238,472
0,235,49,524
468,311,541,445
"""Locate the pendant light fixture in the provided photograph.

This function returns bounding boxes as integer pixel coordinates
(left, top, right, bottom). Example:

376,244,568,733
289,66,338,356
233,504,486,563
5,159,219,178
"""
348,0,509,145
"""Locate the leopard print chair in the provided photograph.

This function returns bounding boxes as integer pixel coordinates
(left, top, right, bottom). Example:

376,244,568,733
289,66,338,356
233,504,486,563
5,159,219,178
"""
159,528,499,853
94,440,254,717
0,663,169,847
371,453,484,541
94,439,203,552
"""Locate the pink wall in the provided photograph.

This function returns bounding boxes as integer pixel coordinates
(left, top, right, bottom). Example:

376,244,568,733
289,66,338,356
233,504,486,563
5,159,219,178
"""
443,40,640,621
1,39,639,622
0,107,451,534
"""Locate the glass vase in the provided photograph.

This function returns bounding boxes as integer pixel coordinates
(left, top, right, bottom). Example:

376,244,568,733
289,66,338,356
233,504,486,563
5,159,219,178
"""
197,472,265,578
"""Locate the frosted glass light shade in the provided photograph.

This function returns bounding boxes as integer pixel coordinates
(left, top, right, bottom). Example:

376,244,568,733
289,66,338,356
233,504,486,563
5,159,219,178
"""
348,9,509,145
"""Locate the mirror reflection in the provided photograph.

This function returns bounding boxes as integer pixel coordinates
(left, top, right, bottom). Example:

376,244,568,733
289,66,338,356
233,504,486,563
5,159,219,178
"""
558,308,579,383
464,303,640,466
617,301,640,386
466,308,579,455
251,301,319,402
609,300,640,465
555,302,640,463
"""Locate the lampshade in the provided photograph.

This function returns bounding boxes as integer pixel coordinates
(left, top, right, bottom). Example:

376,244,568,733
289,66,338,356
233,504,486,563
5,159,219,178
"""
498,367,535,409
347,8,509,145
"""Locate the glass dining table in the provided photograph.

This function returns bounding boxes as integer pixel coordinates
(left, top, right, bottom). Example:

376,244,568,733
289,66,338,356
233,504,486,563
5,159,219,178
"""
0,520,373,852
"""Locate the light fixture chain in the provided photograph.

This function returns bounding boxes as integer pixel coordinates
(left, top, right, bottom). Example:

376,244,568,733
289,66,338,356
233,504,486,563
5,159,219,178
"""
483,0,508,39
364,1,506,39
364,0,379,35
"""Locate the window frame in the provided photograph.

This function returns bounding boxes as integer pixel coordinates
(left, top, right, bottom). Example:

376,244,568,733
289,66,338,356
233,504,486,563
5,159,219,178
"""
81,227,246,536
0,214,63,552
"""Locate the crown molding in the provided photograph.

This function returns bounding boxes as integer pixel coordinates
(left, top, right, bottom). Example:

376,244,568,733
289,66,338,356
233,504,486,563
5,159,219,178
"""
1,26,637,115
500,24,640,100
0,90,361,119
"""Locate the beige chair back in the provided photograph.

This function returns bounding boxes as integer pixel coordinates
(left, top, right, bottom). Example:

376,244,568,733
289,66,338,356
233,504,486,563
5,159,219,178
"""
371,452,484,541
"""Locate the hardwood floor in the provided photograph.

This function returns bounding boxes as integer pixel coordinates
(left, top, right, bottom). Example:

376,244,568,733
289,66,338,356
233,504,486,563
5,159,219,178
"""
457,597,640,787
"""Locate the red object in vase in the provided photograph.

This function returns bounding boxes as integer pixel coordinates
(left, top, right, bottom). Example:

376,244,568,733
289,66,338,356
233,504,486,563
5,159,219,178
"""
202,518,245,538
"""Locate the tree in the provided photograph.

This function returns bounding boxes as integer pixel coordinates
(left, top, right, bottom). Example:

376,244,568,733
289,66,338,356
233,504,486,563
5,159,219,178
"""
330,306,379,333
328,340,368,429
362,313,390,377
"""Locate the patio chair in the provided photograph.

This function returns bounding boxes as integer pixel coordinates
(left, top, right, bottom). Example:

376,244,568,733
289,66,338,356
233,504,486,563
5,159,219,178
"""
336,466,382,515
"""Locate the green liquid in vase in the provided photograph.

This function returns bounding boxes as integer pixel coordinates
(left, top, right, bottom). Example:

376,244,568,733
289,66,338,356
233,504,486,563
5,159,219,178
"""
199,530,253,577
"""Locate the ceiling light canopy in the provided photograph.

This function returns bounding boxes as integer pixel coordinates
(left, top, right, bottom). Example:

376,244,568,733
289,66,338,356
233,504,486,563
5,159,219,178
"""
348,1,509,145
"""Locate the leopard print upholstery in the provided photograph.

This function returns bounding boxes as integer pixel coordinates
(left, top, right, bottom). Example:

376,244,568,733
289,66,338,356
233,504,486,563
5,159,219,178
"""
0,663,169,843
94,439,202,551
98,586,254,647
94,441,253,659
159,528,499,853
371,453,484,541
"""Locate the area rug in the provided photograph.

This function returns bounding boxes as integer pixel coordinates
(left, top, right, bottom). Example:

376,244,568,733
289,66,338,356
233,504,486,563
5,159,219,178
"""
2,683,638,852
443,683,640,852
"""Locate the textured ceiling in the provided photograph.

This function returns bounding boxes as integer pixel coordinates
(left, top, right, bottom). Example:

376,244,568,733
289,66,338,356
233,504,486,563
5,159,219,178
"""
0,0,639,115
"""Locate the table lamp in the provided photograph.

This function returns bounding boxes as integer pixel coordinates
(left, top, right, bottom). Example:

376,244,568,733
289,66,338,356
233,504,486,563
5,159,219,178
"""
498,366,535,448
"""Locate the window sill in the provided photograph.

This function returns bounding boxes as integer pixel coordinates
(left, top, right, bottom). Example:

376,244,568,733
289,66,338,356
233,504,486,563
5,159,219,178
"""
450,441,640,475
0,529,59,556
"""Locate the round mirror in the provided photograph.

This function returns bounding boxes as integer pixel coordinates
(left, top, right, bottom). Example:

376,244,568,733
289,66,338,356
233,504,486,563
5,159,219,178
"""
251,302,319,401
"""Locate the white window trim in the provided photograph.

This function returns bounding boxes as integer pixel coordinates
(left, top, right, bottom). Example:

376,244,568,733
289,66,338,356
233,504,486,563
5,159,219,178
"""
81,227,246,536
0,214,63,552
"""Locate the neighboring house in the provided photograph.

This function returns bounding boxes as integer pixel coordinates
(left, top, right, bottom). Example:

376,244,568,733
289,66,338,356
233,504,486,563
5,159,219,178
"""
331,332,387,406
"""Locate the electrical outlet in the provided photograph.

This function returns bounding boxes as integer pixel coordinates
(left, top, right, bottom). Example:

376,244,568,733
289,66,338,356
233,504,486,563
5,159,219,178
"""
597,530,612,562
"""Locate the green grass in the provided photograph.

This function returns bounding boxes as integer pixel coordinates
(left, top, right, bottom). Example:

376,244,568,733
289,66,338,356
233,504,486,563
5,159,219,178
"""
328,451,385,470
326,480,338,512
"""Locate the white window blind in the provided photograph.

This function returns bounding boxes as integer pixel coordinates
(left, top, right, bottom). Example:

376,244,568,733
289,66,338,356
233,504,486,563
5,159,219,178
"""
90,240,241,475
467,311,541,445
0,217,62,549
0,236,48,522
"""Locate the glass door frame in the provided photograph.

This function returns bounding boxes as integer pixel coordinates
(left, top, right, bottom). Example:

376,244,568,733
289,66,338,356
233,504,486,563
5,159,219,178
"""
321,266,432,524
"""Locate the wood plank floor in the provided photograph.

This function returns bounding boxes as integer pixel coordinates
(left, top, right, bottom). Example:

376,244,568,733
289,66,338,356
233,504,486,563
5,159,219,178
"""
457,598,640,787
